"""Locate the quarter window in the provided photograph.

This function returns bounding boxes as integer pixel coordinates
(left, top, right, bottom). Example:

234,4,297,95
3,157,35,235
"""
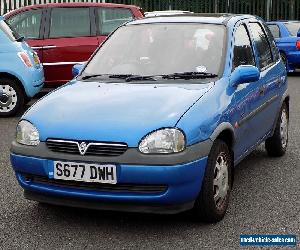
6,9,42,39
232,24,255,70
249,22,273,70
98,8,133,35
50,8,91,38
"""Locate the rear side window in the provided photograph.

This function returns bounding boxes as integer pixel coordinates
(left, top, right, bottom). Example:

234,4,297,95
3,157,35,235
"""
98,8,133,35
7,9,42,39
50,8,91,38
249,22,273,70
232,24,255,70
267,24,280,38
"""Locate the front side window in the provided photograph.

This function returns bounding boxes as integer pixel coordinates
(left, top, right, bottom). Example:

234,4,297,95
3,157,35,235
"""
267,24,280,38
284,22,300,36
6,9,42,39
83,23,226,77
249,22,273,70
50,8,90,38
98,8,133,35
232,24,255,70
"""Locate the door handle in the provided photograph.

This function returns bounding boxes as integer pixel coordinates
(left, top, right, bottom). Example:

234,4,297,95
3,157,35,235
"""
259,86,266,96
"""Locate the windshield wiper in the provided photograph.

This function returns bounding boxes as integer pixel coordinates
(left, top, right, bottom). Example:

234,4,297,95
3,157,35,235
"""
125,75,157,82
162,72,218,80
80,74,105,80
81,74,134,81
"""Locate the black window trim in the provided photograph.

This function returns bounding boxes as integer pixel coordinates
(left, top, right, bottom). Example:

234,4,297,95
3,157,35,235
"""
6,8,46,40
262,23,281,64
232,22,256,72
248,21,275,72
45,7,95,39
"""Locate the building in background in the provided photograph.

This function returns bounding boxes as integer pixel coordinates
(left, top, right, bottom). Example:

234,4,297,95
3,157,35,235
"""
0,0,299,21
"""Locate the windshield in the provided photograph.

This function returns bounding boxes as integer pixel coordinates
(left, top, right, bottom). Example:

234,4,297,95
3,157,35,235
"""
0,20,19,41
284,22,300,36
83,23,226,77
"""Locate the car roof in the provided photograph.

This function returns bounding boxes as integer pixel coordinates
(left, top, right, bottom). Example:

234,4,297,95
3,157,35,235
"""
128,13,257,26
4,2,139,17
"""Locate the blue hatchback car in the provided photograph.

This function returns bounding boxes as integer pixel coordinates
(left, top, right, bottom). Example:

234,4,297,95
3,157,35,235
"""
0,16,44,117
10,14,289,222
267,21,300,72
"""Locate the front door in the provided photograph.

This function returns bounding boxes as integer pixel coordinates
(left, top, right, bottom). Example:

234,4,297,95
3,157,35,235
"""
230,23,259,159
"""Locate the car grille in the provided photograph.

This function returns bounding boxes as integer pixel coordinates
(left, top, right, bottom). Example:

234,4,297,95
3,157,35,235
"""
46,139,128,157
23,174,167,194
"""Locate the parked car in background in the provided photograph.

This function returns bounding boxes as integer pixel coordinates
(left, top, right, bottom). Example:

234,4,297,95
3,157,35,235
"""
11,14,289,222
267,21,300,72
4,3,144,87
0,16,44,117
144,10,193,17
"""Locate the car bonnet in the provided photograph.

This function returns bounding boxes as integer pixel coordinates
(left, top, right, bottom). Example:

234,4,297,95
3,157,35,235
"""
23,80,214,147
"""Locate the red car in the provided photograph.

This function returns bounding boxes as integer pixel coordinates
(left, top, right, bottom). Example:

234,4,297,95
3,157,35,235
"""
5,3,144,86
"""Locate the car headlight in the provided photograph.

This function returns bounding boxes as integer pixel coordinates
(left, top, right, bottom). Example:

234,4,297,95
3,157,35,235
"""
16,120,40,146
139,128,185,154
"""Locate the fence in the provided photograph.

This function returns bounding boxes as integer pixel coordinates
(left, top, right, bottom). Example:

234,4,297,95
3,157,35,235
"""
1,0,300,21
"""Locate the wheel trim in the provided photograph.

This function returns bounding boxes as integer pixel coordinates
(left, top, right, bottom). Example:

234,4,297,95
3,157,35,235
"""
0,85,18,113
280,109,288,148
213,153,229,208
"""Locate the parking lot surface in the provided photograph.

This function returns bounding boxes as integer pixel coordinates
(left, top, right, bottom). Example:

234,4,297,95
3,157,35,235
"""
0,76,299,250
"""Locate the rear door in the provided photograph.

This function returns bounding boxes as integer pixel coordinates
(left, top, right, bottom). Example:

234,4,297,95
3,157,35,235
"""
246,22,283,146
6,8,45,62
42,7,98,86
95,7,135,45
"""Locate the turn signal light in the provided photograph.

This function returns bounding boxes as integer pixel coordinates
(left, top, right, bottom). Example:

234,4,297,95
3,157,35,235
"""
18,52,33,67
296,40,300,50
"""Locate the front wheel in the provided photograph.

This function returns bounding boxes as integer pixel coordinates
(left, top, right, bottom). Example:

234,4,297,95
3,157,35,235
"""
193,139,232,223
0,78,25,117
265,103,289,157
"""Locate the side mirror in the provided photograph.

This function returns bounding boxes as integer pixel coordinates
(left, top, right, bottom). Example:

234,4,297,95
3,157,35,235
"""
297,28,300,37
230,65,260,87
72,62,85,77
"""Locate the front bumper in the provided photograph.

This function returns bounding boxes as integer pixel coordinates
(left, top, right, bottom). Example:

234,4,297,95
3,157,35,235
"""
10,140,211,214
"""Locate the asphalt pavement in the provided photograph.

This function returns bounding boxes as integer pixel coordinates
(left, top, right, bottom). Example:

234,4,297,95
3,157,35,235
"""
0,76,299,250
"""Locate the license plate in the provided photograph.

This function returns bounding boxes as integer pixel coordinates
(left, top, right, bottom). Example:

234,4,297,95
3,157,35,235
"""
54,161,117,184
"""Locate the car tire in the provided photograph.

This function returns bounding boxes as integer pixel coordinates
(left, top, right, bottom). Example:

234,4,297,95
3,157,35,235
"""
193,139,232,223
0,78,25,117
265,103,289,157
280,52,288,70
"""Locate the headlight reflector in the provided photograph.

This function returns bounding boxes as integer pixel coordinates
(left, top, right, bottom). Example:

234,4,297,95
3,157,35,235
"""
16,120,40,146
139,128,185,154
